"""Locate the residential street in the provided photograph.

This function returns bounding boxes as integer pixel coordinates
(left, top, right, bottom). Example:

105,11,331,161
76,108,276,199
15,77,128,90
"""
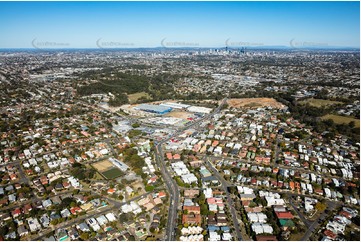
205,159,243,241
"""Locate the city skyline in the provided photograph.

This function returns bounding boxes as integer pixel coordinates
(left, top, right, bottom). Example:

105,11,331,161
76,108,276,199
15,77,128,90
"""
0,1,360,49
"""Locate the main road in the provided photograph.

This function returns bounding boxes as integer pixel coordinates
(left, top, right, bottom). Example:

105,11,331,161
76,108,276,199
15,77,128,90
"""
154,98,228,241
154,144,179,241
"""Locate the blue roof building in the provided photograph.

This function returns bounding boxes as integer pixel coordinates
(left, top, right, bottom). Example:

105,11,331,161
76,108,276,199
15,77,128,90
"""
221,226,230,232
207,225,220,232
135,104,172,114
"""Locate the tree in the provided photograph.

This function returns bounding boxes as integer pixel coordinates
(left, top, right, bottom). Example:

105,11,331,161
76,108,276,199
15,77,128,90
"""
80,232,89,241
145,185,154,192
60,197,77,209
200,204,209,215
51,219,59,225
349,121,356,128
228,186,238,195
0,226,9,237
315,202,327,212
119,213,132,223
132,123,140,128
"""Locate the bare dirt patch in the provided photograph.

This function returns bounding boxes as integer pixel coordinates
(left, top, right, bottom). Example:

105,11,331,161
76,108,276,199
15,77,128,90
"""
165,111,192,120
227,98,285,109
92,160,114,172
132,181,145,193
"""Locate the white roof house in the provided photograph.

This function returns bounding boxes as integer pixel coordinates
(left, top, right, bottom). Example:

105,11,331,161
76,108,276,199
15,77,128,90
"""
209,231,221,241
105,212,117,222
265,196,285,207
182,173,198,184
27,218,41,232
96,215,108,226
247,213,267,223
86,218,101,231
251,223,274,235
204,188,213,199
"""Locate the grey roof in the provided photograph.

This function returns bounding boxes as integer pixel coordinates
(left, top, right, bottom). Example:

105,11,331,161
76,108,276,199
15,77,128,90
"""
40,214,50,225
60,208,71,218
51,196,62,204
202,176,219,182
90,199,101,207
8,194,16,202
77,222,90,232
5,185,14,191
240,194,256,199
42,199,52,207
50,212,61,220
5,231,17,239
17,225,28,234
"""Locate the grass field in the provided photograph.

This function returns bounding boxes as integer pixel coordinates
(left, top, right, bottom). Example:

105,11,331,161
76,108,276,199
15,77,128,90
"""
300,98,343,108
127,92,151,104
86,164,104,180
101,167,124,179
322,114,360,127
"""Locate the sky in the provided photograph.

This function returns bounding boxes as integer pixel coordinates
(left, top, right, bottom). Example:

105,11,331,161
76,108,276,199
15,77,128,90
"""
0,1,359,48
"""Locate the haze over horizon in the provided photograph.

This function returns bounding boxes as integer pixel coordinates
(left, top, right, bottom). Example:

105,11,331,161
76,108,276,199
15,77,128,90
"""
0,1,359,49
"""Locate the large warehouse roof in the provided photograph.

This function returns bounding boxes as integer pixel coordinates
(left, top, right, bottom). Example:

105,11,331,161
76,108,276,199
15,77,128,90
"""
135,104,172,113
160,102,190,109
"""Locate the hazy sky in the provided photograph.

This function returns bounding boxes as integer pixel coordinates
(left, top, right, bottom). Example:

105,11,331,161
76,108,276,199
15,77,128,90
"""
0,1,359,48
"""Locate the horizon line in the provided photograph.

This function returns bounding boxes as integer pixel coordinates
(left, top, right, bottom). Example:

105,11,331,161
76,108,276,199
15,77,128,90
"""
0,46,359,50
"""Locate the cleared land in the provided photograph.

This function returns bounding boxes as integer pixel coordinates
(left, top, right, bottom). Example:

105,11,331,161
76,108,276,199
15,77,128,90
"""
93,160,124,179
102,167,123,179
227,98,285,109
322,114,360,127
165,111,193,120
300,98,343,107
127,92,151,104
92,160,114,172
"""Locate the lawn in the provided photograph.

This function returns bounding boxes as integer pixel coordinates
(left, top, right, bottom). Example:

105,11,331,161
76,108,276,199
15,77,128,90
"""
300,98,343,108
101,167,124,179
87,164,104,180
290,232,305,241
322,114,360,128
127,92,151,104
92,170,104,180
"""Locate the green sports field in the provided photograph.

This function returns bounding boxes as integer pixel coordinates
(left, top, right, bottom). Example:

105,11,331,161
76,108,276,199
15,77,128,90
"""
300,98,343,108
322,114,360,128
101,167,123,179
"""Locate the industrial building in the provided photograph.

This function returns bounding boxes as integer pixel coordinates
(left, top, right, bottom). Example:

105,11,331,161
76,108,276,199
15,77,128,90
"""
135,104,172,114
160,102,190,109
187,106,212,114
